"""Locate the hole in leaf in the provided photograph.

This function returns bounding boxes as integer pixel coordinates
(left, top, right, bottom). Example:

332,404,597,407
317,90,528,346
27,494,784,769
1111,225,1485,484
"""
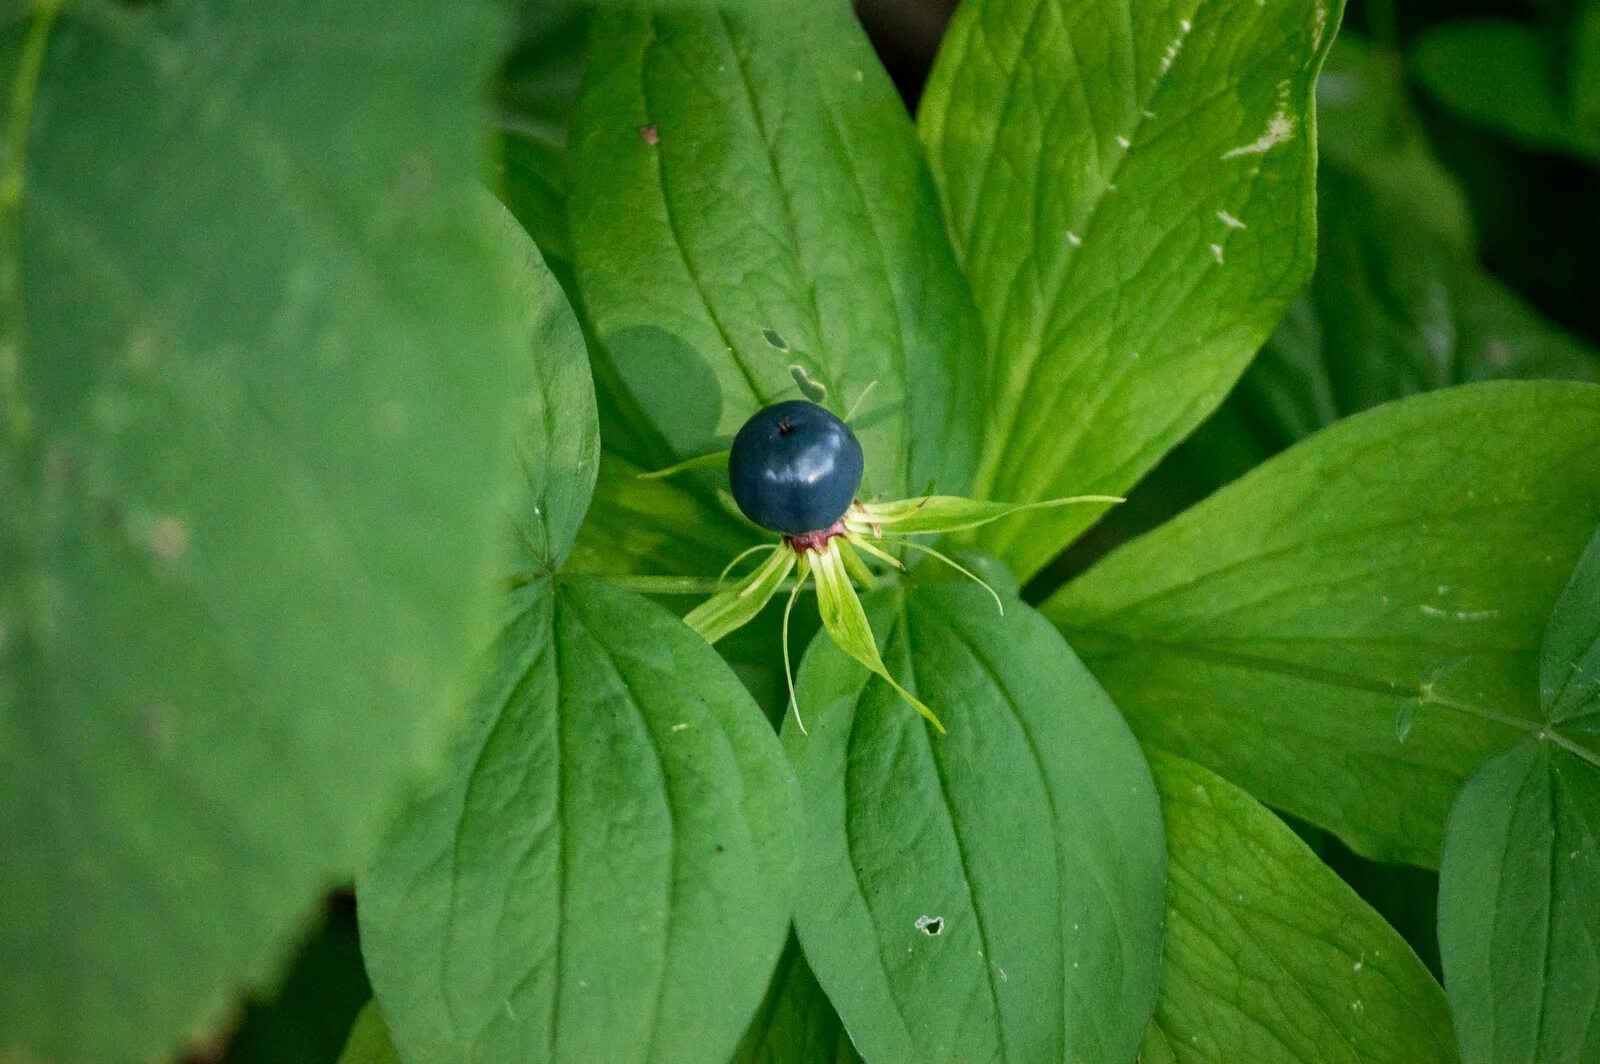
915,915,944,936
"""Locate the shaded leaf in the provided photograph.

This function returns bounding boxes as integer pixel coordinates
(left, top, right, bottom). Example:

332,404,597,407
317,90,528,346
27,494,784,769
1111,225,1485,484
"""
0,2,522,1060
1220,162,1598,458
1045,382,1600,865
227,899,371,1064
918,0,1342,578
1412,21,1600,161
731,934,865,1064
358,577,799,1064
337,1003,400,1064
1147,751,1457,1063
786,583,1164,1064
1543,525,1600,725
1577,0,1600,128
568,451,756,578
1438,741,1600,1064
1313,36,1474,248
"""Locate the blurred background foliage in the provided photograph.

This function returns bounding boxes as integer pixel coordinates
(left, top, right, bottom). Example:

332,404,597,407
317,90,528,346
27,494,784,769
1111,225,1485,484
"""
187,0,1598,1059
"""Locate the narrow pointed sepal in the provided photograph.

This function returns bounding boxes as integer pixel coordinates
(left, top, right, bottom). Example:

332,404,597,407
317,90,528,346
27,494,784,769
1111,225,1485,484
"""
811,539,946,734
683,545,795,645
847,493,1123,536
637,450,730,480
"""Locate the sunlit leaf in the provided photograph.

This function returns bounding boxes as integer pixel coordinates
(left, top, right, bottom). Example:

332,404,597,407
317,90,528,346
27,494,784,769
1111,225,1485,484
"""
919,0,1343,578
359,577,799,1064
787,583,1164,1063
1438,741,1600,1064
1046,382,1600,865
1147,752,1457,1064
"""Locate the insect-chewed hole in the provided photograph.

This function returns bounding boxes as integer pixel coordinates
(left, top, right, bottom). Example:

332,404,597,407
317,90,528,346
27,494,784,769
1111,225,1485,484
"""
915,915,944,937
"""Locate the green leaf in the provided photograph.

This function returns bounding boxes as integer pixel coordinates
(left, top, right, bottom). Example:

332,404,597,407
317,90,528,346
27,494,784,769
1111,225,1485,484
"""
1147,751,1458,1063
1438,741,1600,1064
1576,0,1600,128
1313,36,1474,249
338,1003,401,1064
1045,382,1600,866
563,3,984,500
1222,162,1598,457
1169,34,1596,505
569,451,757,578
786,582,1165,1064
730,934,865,1064
358,576,799,1064
501,204,599,572
228,902,371,1064
496,0,588,279
1543,526,1600,725
918,0,1343,578
0,1,524,1059
1412,21,1600,162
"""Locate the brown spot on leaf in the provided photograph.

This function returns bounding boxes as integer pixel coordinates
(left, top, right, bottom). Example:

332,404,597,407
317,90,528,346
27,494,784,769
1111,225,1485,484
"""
637,124,659,145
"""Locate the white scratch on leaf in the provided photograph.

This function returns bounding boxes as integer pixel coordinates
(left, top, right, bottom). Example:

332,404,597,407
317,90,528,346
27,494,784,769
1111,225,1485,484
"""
1222,112,1295,158
1419,604,1500,621
1116,135,1131,148
1217,210,1247,229
1066,231,1082,247
1210,243,1225,264
1160,35,1185,73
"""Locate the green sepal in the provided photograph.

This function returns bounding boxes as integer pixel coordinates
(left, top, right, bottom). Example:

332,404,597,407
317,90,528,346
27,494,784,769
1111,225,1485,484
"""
684,545,796,645
811,540,946,733
637,450,730,481
851,494,1122,536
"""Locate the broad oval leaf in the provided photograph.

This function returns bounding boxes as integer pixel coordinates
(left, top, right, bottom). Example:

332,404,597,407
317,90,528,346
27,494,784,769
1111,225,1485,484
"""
1147,751,1457,1064
1438,740,1600,1064
0,2,522,1060
786,583,1165,1064
918,0,1343,578
501,204,599,572
564,2,984,503
358,576,799,1064
1045,382,1600,866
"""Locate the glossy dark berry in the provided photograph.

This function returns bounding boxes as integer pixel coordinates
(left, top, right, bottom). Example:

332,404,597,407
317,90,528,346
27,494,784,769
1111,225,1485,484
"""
729,400,864,535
